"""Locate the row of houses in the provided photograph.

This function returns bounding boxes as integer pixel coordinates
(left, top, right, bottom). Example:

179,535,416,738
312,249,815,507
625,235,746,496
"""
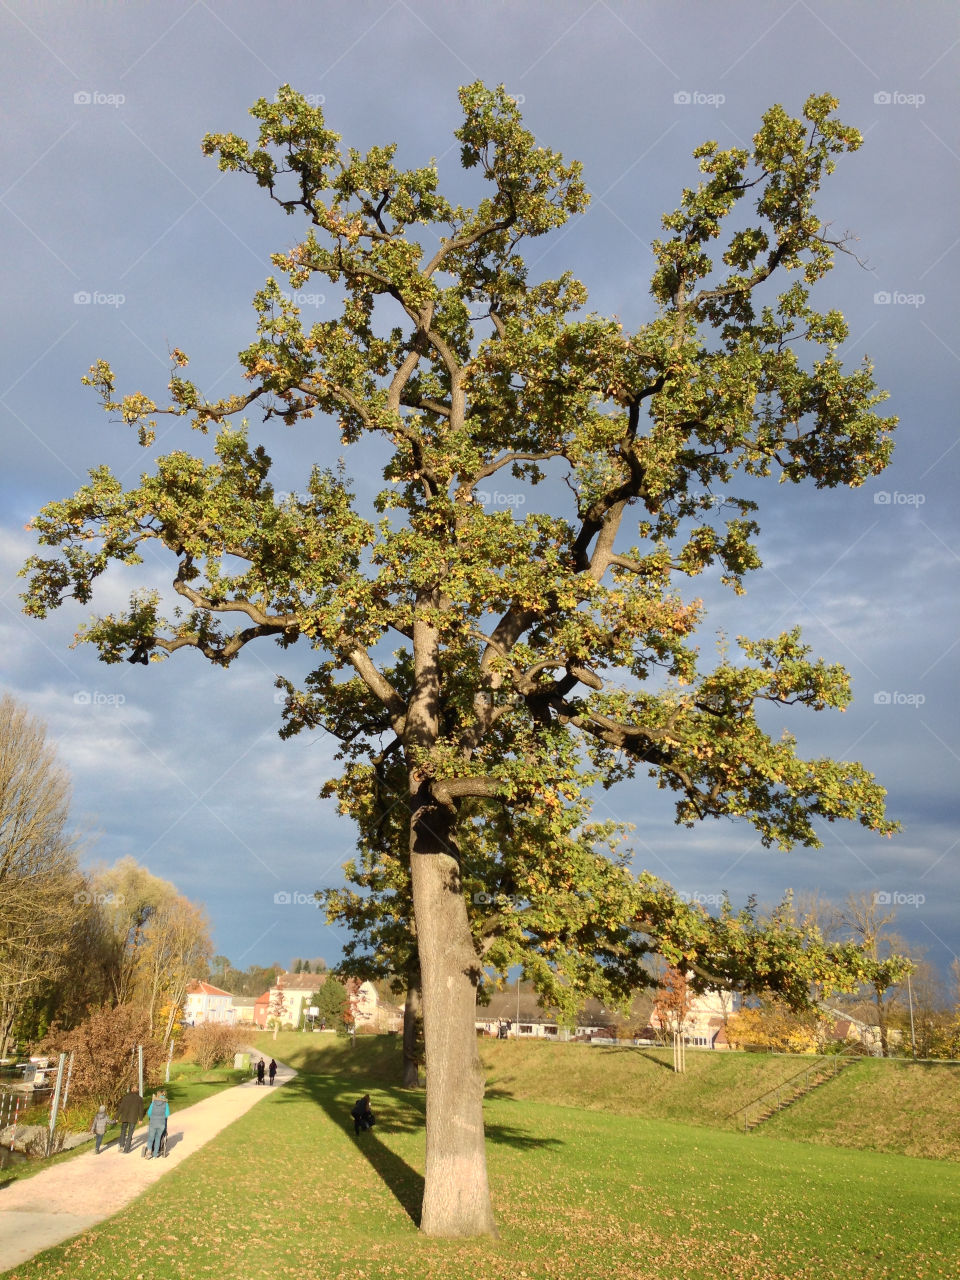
184,972,403,1032
473,985,736,1045
473,986,889,1053
186,974,889,1054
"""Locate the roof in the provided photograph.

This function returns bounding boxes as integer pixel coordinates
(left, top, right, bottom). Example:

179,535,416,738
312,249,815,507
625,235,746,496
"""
475,987,622,1027
230,997,257,1008
186,981,234,998
273,972,325,991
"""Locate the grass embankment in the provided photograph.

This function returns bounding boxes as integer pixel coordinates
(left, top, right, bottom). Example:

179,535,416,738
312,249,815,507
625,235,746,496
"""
260,1031,960,1160
10,1037,960,1280
480,1038,821,1127
762,1056,960,1160
0,1061,246,1188
474,1038,960,1161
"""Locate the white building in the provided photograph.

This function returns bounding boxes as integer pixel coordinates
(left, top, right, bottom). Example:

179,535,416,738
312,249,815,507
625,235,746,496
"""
184,980,236,1025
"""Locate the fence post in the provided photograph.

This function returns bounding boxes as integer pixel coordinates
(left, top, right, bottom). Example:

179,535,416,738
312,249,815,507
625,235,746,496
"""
46,1053,67,1157
61,1051,75,1111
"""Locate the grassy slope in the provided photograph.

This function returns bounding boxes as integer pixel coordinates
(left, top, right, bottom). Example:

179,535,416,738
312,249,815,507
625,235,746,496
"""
9,1044,960,1280
259,1032,960,1160
479,1039,822,1127
761,1057,960,1160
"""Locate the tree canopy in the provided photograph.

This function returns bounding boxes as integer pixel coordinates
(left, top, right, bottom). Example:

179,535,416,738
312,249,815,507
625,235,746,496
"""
21,83,900,1236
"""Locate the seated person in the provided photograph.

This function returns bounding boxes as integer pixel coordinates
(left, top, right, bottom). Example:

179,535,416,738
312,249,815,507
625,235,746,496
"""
351,1094,375,1134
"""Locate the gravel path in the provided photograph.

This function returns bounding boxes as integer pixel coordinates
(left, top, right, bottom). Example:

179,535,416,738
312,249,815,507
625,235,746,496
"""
0,1056,295,1274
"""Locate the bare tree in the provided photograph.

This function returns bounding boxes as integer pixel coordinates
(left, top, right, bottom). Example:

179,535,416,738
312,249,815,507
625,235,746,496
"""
838,893,907,1057
141,895,213,1043
0,693,83,1056
91,856,176,1006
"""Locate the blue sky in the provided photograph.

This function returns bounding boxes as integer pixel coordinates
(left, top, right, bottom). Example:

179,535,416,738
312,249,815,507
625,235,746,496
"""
1,1,957,980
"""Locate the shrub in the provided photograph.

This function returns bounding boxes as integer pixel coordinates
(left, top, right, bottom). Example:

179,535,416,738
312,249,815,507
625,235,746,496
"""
39,1005,164,1108
180,1023,247,1069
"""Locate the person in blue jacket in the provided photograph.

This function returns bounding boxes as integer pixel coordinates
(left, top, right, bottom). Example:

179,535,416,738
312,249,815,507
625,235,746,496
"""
145,1090,169,1158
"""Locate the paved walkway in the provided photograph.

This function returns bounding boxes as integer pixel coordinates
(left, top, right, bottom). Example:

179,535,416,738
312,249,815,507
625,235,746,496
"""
0,1055,295,1274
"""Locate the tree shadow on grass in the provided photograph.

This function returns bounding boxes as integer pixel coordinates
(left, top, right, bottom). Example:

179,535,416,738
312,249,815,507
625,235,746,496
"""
630,1047,678,1072
271,1072,562,1226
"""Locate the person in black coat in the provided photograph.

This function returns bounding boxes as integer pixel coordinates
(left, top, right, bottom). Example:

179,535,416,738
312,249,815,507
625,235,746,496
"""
268,1059,277,1085
116,1087,144,1153
256,1058,265,1085
351,1094,375,1135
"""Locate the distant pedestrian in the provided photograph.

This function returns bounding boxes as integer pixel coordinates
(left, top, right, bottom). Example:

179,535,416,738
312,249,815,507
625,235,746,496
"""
117,1086,144,1153
351,1094,375,1135
268,1059,277,1085
90,1104,112,1154
145,1090,169,1159
256,1058,265,1085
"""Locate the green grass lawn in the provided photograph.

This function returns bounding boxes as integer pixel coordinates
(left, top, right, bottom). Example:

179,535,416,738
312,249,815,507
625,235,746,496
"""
8,1040,960,1280
260,1031,960,1158
0,1062,246,1189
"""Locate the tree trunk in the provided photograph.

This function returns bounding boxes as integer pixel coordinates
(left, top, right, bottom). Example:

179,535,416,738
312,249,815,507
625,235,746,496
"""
410,841,497,1238
405,610,496,1237
876,983,889,1057
402,983,421,1088
0,1003,15,1060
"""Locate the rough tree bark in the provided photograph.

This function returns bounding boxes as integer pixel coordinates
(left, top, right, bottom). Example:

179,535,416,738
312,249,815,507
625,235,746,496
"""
406,612,497,1237
410,842,496,1238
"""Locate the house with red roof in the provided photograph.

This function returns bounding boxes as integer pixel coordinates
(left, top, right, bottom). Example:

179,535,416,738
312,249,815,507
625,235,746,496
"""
184,980,236,1026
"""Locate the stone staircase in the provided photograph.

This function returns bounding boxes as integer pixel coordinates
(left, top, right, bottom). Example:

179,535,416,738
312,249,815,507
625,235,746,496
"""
732,1050,861,1132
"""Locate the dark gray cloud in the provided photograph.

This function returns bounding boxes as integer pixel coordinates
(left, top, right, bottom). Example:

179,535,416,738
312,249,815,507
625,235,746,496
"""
2,1,957,976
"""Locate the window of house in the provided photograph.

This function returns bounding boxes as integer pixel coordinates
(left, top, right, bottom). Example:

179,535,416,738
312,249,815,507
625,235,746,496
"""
519,1025,533,1034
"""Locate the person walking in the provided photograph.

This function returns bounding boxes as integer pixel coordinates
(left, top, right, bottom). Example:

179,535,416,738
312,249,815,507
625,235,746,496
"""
268,1059,277,1086
117,1086,144,1153
90,1105,112,1154
145,1090,169,1159
256,1058,265,1086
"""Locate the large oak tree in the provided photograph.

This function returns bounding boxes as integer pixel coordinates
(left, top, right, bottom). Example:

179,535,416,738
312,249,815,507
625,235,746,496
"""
22,84,900,1235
